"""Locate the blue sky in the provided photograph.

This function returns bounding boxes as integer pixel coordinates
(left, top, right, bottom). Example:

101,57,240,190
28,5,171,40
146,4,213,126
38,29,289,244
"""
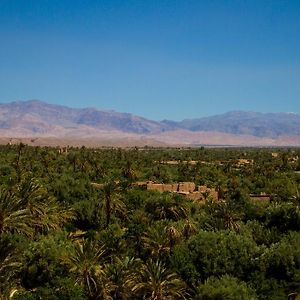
0,0,299,120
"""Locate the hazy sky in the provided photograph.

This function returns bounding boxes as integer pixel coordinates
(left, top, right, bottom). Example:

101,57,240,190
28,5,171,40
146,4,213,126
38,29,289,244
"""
0,0,299,120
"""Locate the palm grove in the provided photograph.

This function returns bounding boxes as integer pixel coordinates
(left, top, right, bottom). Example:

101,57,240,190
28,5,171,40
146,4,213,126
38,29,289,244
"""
0,144,300,299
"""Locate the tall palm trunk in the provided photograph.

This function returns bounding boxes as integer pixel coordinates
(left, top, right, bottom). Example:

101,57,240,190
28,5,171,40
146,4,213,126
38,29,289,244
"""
105,189,111,229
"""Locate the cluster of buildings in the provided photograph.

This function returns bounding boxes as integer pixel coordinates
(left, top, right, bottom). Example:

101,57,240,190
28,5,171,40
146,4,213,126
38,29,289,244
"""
135,181,218,202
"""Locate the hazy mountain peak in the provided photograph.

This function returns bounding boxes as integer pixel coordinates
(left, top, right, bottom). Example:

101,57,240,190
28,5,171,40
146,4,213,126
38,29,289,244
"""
0,100,299,143
179,110,300,138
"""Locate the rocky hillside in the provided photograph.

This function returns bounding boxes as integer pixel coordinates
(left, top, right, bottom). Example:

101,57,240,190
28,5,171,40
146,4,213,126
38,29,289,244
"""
0,100,300,146
174,111,300,138
0,100,166,134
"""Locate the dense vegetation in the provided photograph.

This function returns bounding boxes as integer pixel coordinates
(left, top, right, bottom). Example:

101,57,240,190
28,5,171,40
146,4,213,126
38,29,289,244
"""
0,144,299,299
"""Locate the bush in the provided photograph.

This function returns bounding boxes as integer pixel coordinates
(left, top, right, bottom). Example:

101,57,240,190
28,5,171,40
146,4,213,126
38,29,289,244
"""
188,230,259,280
195,275,257,300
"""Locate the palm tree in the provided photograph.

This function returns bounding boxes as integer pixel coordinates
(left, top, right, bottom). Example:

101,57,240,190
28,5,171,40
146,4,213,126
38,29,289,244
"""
206,200,243,231
13,142,25,183
97,179,126,229
131,259,188,299
122,160,137,183
166,225,181,248
142,224,171,259
145,193,188,221
0,238,21,300
107,256,141,300
182,219,197,240
64,240,113,300
0,178,74,299
0,178,74,238
0,189,32,236
142,222,182,259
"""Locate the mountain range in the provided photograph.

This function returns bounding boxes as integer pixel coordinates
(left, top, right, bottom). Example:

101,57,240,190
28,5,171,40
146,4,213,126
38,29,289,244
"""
0,100,300,147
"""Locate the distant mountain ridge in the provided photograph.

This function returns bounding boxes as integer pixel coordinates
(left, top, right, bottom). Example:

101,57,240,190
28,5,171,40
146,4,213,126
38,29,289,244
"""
0,100,166,134
175,111,300,138
0,100,300,146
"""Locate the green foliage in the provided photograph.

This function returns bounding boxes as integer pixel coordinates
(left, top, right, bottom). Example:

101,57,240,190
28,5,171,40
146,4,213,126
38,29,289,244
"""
170,244,200,286
14,278,85,300
265,202,300,232
145,192,188,221
21,233,73,288
0,145,299,299
195,275,257,300
188,230,259,280
62,239,113,299
131,259,188,299
242,220,281,246
107,256,141,299
260,232,300,287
